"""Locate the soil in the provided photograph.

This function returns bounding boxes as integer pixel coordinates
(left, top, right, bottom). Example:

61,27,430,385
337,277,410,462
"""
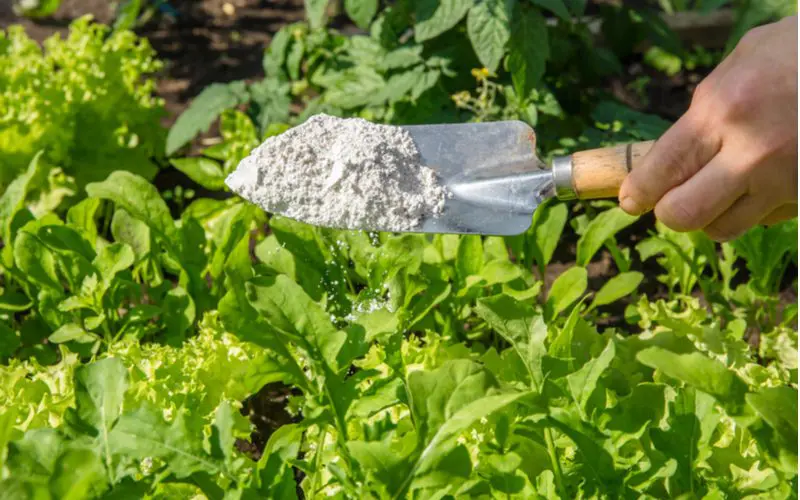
3,0,796,468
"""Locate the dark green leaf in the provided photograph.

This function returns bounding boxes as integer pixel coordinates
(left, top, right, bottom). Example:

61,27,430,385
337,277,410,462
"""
509,6,549,98
529,0,571,21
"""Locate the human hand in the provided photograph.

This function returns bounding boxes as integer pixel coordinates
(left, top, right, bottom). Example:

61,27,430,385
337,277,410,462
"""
618,15,798,241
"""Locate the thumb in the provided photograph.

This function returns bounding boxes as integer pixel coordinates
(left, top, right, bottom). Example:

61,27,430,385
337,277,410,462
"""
618,110,721,215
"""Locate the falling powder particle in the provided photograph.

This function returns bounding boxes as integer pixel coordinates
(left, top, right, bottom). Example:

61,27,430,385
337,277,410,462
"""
225,114,449,232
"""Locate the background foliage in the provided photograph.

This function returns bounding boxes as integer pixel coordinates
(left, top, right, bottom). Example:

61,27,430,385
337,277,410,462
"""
0,0,797,498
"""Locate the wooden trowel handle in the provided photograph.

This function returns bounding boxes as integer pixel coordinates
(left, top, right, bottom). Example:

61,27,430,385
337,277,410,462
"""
552,141,655,200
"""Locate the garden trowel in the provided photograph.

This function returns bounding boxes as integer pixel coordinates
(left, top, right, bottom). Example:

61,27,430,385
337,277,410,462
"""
405,120,654,235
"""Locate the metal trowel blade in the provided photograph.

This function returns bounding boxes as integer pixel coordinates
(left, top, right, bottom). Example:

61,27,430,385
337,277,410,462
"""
404,120,555,236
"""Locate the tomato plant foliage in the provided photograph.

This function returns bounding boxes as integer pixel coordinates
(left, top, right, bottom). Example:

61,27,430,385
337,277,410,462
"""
1,2,798,499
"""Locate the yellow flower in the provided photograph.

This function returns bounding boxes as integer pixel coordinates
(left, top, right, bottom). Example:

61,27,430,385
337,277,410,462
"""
471,67,491,80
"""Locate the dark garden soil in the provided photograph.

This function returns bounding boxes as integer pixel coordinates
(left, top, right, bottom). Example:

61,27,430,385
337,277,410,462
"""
3,1,796,461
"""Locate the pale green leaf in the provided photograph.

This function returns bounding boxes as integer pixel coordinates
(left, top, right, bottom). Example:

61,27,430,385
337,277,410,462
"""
86,172,176,241
590,271,643,309
166,82,249,155
169,158,226,191
546,266,587,318
345,0,379,29
415,0,473,42
467,0,513,72
306,0,329,28
566,339,615,414
576,207,638,266
637,347,748,413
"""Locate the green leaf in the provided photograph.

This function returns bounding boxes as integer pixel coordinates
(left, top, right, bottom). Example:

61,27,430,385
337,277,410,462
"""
456,235,484,281
590,271,643,309
347,438,413,488
562,0,587,16
345,0,379,29
407,359,501,445
163,286,196,344
546,409,618,487
254,424,303,496
14,232,61,290
475,294,547,390
109,407,221,479
530,200,568,273
166,82,249,155
73,358,128,433
48,323,95,344
86,172,176,242
13,0,60,17
637,347,748,413
546,266,587,318
509,6,549,99
0,291,32,312
415,0,473,42
0,151,46,242
0,322,21,358
50,447,109,500
416,391,527,474
245,274,356,373
263,24,294,77
169,158,226,191
746,386,798,453
529,0,571,21
92,243,135,284
576,207,638,266
111,209,151,263
211,402,236,463
306,0,329,28
114,0,143,31
37,225,96,263
467,0,513,72
566,339,615,415
66,197,101,246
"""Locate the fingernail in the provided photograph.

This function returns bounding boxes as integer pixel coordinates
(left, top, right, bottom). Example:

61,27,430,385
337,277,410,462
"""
620,197,643,215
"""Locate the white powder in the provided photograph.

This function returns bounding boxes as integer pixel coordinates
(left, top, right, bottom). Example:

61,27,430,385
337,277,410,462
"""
225,114,449,232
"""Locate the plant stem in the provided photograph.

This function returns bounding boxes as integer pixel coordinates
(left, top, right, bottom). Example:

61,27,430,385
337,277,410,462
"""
545,428,568,498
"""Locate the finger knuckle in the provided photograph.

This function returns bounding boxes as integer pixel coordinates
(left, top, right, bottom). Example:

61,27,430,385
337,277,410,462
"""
720,74,760,119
